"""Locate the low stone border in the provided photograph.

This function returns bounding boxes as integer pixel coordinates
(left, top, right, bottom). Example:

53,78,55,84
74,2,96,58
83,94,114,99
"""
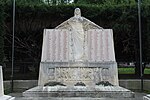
143,95,150,100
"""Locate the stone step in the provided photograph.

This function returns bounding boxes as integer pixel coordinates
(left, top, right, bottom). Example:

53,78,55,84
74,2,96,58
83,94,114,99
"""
15,97,141,100
23,86,135,98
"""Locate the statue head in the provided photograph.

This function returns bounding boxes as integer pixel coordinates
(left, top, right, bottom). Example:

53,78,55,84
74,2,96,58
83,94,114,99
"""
74,8,81,17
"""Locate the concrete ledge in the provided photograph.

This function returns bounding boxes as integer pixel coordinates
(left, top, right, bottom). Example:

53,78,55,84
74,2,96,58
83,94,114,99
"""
14,97,135,100
143,95,150,100
0,95,15,100
119,79,150,91
4,80,37,92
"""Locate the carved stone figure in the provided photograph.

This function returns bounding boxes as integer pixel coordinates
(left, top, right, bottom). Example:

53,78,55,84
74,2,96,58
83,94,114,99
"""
56,8,103,61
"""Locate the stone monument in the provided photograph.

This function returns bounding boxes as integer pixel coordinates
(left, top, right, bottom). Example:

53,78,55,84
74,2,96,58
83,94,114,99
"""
23,8,134,99
0,66,15,100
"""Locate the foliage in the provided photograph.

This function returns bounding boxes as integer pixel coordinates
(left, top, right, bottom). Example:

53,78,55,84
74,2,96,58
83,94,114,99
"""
44,81,66,86
144,67,150,74
74,82,86,86
118,67,150,74
75,0,150,4
0,2,4,65
96,81,113,86
118,68,135,74
1,2,150,66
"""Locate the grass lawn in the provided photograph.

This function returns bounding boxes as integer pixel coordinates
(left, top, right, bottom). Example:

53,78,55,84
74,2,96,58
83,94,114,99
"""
118,67,150,74
118,68,135,74
144,67,150,74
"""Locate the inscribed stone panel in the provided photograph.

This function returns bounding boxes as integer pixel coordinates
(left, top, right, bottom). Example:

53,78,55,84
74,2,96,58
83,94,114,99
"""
87,29,115,62
41,29,69,62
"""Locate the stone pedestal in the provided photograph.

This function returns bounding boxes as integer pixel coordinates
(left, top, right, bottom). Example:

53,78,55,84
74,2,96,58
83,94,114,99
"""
0,66,4,96
24,61,134,99
0,66,15,100
38,62,118,86
0,95,15,100
23,86,134,98
144,95,150,100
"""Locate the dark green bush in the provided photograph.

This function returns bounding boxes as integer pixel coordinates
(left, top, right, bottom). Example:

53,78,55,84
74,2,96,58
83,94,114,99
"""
0,2,4,65
44,81,66,86
96,81,113,86
74,82,86,86
3,3,150,63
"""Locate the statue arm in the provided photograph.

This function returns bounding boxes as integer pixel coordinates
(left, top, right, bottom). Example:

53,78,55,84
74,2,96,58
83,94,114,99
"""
82,17,103,30
55,18,72,29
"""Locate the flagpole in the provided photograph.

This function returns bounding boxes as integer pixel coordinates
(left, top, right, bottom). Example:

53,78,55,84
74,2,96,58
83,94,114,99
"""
138,0,143,92
11,0,15,92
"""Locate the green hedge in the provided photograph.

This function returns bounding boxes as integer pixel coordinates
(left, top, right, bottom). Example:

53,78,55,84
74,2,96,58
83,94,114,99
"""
0,2,4,65
3,3,150,62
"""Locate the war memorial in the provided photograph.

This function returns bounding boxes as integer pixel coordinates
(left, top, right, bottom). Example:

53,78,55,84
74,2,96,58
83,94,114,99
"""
23,8,134,99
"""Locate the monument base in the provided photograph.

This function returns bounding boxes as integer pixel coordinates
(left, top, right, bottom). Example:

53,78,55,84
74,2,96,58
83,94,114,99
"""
0,95,15,100
23,86,134,99
144,95,150,100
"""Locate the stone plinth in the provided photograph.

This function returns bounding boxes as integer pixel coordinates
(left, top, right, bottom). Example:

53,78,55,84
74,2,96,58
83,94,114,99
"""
0,95,15,100
38,62,118,86
0,66,15,100
0,66,4,96
23,86,134,98
144,95,150,100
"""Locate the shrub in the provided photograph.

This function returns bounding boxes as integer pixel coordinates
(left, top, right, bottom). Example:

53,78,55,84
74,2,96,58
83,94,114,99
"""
3,3,150,63
0,2,4,65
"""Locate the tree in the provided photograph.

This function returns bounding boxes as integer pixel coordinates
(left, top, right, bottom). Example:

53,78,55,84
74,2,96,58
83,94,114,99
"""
0,2,4,65
3,2,150,76
5,12,43,72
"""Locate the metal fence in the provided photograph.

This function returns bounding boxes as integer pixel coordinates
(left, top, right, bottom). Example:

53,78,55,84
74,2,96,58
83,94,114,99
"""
3,61,39,80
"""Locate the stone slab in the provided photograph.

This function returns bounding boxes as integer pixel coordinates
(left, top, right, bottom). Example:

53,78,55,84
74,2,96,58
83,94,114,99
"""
0,95,15,100
143,95,150,100
14,97,135,100
23,86,134,98
0,66,4,96
11,92,145,100
0,66,15,100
